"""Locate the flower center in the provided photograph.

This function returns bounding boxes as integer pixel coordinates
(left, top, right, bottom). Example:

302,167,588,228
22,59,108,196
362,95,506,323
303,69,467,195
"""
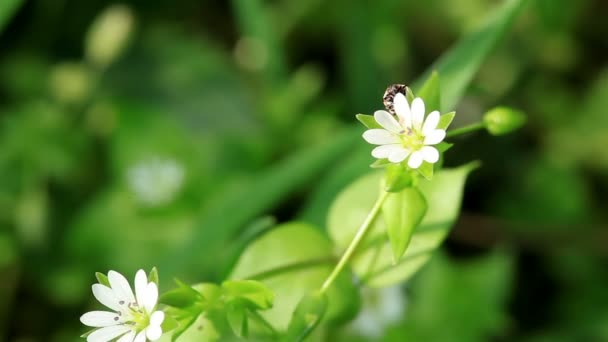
398,128,424,151
117,301,150,330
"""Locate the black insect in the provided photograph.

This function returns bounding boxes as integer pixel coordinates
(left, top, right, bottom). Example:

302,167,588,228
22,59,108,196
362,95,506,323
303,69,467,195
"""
383,84,407,115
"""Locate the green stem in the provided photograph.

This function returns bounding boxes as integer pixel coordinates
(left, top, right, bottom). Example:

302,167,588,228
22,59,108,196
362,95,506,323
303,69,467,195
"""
319,190,389,294
446,122,485,138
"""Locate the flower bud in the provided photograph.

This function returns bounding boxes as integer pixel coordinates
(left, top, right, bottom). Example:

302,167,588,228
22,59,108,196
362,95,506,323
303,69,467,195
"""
85,5,134,68
49,62,93,104
483,107,526,136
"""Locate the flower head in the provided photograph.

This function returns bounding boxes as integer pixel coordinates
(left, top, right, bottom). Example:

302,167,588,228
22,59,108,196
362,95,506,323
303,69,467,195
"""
363,93,446,169
80,270,164,342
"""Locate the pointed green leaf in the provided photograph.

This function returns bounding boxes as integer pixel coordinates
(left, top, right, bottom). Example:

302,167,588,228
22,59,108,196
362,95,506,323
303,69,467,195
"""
417,72,441,112
383,188,428,262
226,304,248,338
405,87,416,103
328,162,479,287
95,272,110,287
370,159,391,169
222,280,274,310
355,114,381,129
436,142,454,153
437,112,456,130
148,267,159,286
0,0,23,33
417,162,434,181
283,292,328,342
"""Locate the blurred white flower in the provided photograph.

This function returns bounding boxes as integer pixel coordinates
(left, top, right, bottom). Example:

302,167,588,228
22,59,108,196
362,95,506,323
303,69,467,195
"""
349,285,406,338
127,158,185,207
363,94,446,169
80,270,164,342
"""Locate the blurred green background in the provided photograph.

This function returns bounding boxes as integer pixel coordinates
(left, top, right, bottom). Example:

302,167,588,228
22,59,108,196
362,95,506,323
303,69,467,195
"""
1,0,608,341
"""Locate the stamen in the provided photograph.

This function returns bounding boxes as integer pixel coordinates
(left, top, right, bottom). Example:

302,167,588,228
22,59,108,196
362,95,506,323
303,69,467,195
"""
119,300,125,305
114,316,119,321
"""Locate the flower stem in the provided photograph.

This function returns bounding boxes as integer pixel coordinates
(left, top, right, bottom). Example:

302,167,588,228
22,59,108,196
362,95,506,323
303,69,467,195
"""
319,190,390,294
446,122,485,138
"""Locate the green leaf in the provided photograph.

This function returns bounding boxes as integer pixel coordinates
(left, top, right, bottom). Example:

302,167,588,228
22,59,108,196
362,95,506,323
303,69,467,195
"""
283,292,328,342
417,162,434,181
148,267,159,286
417,72,441,112
171,313,221,342
229,222,358,331
328,162,479,287
412,0,527,111
0,0,22,33
383,187,428,263
370,158,391,169
95,272,110,287
222,280,274,310
436,142,454,153
384,163,413,192
226,304,248,338
405,87,416,103
160,286,199,308
437,112,456,130
355,114,381,129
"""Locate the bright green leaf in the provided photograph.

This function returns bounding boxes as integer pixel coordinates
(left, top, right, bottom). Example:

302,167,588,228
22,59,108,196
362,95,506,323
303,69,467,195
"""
222,280,274,310
384,163,413,192
229,222,357,331
283,291,328,342
417,162,434,181
226,304,248,338
437,112,456,130
148,267,159,286
355,114,381,129
383,187,428,263
95,272,110,287
328,163,478,287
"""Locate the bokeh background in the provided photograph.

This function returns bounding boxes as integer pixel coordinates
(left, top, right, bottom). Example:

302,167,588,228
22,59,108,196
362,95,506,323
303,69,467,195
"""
1,0,608,341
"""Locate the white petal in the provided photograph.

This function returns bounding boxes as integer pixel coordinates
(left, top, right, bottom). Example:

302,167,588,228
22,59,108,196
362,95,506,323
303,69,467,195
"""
144,282,158,313
92,284,121,311
420,146,439,163
362,129,399,145
423,129,446,145
422,111,440,135
80,311,120,328
393,93,412,128
374,110,403,133
146,325,163,341
411,98,425,130
388,148,411,163
407,151,424,169
133,331,146,342
108,271,135,303
116,331,136,342
371,144,402,159
134,270,148,308
150,311,165,326
87,325,131,342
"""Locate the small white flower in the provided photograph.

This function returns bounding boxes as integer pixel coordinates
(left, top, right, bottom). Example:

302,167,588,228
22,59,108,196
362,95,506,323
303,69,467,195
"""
363,93,446,169
127,157,185,207
80,270,165,342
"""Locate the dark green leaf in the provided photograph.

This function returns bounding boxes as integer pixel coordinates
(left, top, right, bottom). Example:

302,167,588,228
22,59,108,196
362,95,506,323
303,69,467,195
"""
0,0,23,33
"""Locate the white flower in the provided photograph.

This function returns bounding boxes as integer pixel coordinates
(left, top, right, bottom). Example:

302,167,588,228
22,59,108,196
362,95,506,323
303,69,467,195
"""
363,93,446,169
127,157,185,207
80,270,165,342
348,285,406,338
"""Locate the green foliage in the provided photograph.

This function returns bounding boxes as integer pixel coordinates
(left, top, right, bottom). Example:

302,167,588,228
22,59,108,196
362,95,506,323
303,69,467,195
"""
0,0,22,33
328,163,478,287
284,291,328,342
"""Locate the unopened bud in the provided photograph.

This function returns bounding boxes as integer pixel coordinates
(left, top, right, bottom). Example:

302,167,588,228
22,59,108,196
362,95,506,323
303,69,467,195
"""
483,107,526,136
86,5,134,68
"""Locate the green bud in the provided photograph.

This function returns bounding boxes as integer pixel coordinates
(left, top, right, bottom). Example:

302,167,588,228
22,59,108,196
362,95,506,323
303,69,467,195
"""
49,62,93,104
483,107,526,136
86,5,134,68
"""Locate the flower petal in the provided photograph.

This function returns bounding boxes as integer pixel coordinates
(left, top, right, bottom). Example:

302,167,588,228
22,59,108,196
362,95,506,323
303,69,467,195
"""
144,282,159,313
393,93,412,128
134,270,148,308
133,331,147,342
116,330,136,342
92,284,121,311
371,144,402,159
150,311,165,326
388,148,411,163
108,271,135,303
374,110,403,133
420,146,439,163
423,129,446,145
146,325,163,341
411,98,425,130
87,325,131,342
422,111,440,135
362,129,399,145
407,151,424,169
80,311,120,328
